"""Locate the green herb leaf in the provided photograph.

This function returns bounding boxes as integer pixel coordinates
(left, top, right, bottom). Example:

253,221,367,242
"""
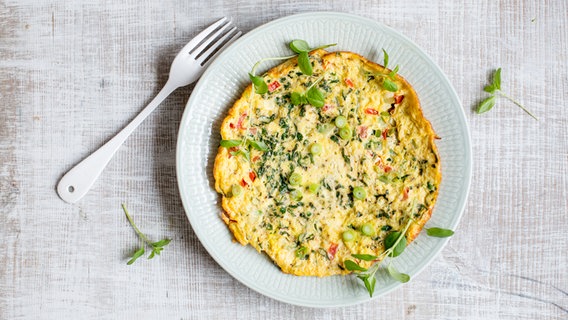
298,51,313,75
352,254,378,261
248,140,269,151
289,39,310,53
477,95,496,114
426,227,455,238
384,231,407,257
483,84,497,93
122,204,171,265
358,274,377,297
388,65,400,79
382,49,389,68
344,259,368,272
306,86,324,107
494,67,502,90
291,92,302,105
312,43,337,51
220,139,242,148
382,79,398,92
387,264,410,283
231,148,251,162
249,73,268,94
151,239,171,248
127,247,145,265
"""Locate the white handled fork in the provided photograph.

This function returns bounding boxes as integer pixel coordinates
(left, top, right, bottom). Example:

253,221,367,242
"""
57,17,241,203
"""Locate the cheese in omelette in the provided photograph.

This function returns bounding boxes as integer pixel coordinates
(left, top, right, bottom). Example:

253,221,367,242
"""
213,50,441,276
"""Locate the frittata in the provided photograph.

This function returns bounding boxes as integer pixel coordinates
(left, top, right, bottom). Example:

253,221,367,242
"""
213,49,441,276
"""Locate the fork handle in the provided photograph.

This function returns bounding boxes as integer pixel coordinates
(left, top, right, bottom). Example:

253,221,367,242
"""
57,80,178,203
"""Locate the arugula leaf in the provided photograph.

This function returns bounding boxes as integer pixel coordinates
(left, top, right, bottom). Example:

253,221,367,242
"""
382,49,389,68
426,227,455,238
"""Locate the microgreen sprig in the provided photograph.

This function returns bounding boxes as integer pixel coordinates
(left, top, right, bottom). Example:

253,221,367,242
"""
249,56,296,94
289,39,336,76
344,219,413,297
121,204,171,265
345,221,455,297
290,76,326,108
372,49,399,92
219,139,268,162
477,68,538,120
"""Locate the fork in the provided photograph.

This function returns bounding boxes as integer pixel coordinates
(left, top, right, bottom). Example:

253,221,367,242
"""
57,17,241,203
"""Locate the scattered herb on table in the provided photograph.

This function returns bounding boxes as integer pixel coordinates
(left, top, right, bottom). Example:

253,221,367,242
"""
477,68,538,120
121,204,171,265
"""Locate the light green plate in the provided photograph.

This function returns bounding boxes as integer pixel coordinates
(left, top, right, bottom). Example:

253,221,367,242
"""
176,12,472,307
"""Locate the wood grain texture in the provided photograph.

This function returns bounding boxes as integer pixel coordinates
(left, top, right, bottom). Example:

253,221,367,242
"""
1,0,566,319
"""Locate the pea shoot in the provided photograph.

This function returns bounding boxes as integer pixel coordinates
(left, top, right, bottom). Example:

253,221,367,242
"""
345,220,455,297
121,204,171,265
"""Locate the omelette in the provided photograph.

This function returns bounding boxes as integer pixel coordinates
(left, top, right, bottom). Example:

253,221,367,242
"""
213,49,441,276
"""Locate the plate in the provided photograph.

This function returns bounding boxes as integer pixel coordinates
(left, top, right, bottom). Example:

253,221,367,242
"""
176,12,471,307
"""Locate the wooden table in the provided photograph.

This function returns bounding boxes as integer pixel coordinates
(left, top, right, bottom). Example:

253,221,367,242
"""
1,1,566,319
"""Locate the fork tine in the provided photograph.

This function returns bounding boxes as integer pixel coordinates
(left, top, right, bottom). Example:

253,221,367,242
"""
197,28,241,66
192,20,234,58
181,17,228,53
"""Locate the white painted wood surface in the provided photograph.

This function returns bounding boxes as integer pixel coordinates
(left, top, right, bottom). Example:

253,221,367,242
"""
1,1,566,319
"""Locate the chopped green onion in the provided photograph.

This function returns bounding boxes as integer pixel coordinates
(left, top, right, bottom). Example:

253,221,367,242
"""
317,123,334,134
353,187,366,200
334,116,347,128
342,230,356,242
339,127,352,140
309,143,322,155
361,223,375,236
307,183,320,194
289,172,302,186
231,184,242,197
290,189,303,201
